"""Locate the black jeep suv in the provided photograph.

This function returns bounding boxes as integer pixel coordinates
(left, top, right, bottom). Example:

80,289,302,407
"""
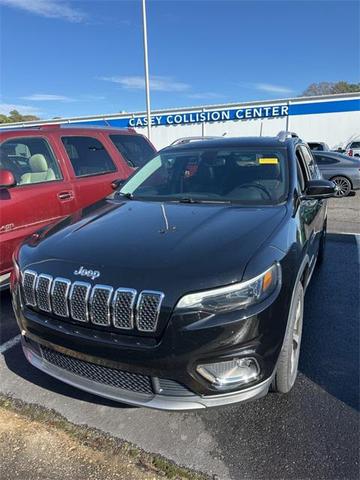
11,132,336,410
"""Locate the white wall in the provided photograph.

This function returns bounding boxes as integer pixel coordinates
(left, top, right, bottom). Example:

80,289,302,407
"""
135,110,360,151
289,111,360,148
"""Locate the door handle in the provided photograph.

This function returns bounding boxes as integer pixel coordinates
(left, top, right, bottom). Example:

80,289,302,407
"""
57,191,74,201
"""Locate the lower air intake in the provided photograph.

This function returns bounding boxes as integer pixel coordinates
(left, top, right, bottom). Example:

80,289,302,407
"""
40,346,153,394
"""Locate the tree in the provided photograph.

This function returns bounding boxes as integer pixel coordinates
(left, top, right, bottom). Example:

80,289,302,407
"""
302,81,360,96
0,109,40,124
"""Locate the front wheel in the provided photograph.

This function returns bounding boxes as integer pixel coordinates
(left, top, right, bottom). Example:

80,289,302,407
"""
272,282,304,393
331,176,352,197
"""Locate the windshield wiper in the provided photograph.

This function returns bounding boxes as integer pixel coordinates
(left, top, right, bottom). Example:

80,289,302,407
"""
177,197,231,204
115,191,134,200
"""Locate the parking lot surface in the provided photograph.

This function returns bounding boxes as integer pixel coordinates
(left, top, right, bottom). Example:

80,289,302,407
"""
0,196,359,480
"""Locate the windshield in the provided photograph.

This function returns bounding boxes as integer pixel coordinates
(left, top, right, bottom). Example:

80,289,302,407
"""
117,147,289,205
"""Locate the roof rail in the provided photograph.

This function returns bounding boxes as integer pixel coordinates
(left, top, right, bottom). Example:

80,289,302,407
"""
277,131,299,142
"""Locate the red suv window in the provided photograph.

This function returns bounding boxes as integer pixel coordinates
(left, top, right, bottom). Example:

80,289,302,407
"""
62,136,117,177
0,137,62,185
109,134,154,168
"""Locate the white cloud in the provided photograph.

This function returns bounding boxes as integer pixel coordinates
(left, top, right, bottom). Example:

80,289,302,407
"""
187,92,225,100
100,75,191,93
238,82,293,95
254,83,293,94
0,0,86,23
20,93,75,102
0,103,42,115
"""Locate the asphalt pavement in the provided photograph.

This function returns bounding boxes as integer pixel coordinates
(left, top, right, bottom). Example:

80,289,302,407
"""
0,201,359,479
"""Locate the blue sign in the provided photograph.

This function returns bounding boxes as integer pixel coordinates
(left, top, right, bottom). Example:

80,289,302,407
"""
125,104,289,127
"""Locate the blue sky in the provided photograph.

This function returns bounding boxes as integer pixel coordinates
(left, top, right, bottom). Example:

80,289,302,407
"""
0,0,359,119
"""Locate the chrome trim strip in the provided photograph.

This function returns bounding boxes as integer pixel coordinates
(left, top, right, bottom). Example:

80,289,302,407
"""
22,270,37,307
89,284,113,326
51,277,71,317
112,288,137,330
69,281,91,322
35,274,53,312
136,290,165,332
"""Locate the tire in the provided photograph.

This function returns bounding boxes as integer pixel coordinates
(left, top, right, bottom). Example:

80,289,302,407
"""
272,282,304,393
331,176,352,197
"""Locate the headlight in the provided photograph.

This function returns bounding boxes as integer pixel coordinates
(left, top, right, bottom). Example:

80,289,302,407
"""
175,263,281,313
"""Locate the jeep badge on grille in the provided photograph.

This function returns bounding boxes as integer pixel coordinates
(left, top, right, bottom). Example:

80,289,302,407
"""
74,266,100,280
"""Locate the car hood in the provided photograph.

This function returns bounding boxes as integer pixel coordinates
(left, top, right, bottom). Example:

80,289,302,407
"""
21,199,287,301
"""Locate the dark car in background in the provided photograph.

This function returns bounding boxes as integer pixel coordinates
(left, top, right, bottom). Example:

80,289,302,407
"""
11,132,337,410
308,142,330,152
313,151,360,196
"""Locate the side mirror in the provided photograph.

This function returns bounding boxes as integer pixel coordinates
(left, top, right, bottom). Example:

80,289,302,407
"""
111,178,125,190
0,169,16,189
302,179,336,200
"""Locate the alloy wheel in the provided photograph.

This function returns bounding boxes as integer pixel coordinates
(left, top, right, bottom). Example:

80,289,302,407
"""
332,176,351,197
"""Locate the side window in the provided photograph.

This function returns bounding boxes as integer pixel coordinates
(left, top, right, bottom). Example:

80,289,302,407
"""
62,136,117,177
0,137,62,185
295,149,308,193
109,135,155,168
300,146,316,178
315,155,338,165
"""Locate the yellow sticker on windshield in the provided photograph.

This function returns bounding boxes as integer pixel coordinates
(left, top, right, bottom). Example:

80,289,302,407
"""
258,158,279,165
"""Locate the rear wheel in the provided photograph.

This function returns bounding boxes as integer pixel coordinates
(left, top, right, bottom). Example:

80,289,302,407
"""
331,176,352,197
272,282,304,393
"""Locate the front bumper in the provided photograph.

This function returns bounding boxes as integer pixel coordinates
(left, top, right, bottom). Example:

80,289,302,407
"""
12,275,291,410
22,336,273,410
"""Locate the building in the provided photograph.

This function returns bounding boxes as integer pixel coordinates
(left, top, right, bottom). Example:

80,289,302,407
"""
2,93,359,150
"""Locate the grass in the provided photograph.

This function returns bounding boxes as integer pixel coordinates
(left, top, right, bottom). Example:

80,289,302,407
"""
0,393,208,480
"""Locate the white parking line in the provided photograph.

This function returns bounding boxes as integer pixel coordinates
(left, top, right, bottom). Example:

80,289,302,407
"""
0,334,21,354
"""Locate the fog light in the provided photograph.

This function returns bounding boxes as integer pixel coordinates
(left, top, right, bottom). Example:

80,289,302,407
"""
196,358,260,388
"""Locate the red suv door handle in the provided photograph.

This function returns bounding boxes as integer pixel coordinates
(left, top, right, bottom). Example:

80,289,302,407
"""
57,191,74,201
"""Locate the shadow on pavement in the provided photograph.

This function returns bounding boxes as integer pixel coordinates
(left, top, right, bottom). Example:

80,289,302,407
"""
299,233,359,411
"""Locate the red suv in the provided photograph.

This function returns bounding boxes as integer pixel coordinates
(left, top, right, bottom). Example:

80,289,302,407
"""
0,125,155,288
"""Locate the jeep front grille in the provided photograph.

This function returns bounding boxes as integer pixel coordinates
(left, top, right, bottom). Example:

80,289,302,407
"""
22,270,37,307
112,288,136,329
51,278,71,317
90,285,113,326
136,291,164,332
36,274,52,312
21,270,164,333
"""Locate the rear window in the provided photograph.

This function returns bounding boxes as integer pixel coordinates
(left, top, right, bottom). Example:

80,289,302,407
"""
308,143,323,151
350,142,360,149
109,134,154,168
62,136,116,177
314,154,339,165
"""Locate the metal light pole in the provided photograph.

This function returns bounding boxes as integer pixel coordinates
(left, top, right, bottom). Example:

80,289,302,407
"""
142,0,151,140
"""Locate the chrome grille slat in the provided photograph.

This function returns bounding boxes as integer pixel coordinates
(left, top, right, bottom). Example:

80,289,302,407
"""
69,281,91,322
36,274,52,312
112,288,136,330
90,285,113,326
136,291,164,332
51,278,71,317
21,272,165,334
22,270,37,307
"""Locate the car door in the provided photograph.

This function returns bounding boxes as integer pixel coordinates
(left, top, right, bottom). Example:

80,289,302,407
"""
0,135,77,277
58,133,123,208
297,145,325,268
